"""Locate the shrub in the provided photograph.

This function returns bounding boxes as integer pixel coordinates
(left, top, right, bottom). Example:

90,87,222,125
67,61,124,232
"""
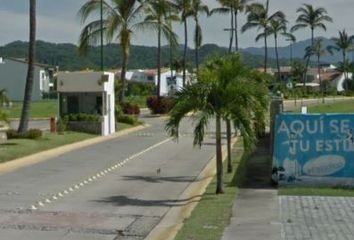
115,105,123,118
57,118,67,133
6,128,42,140
27,129,43,139
146,96,173,114
117,115,139,125
120,102,140,115
64,113,101,122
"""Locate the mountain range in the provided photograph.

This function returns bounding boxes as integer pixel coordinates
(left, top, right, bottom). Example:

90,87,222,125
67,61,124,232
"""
0,38,344,71
243,37,350,64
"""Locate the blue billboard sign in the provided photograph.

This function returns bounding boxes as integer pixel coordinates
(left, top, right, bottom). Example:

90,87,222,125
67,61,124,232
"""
273,113,354,186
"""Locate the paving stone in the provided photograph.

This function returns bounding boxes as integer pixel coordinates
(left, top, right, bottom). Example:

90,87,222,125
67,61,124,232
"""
280,196,354,240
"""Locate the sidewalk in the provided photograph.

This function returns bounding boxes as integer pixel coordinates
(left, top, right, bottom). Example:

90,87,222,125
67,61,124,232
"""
221,136,281,240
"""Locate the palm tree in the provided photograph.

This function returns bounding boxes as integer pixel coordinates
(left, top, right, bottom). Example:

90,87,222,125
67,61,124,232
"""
327,30,354,87
166,54,268,194
232,0,250,51
291,4,332,47
266,17,288,82
174,0,192,86
144,0,179,97
242,0,285,72
210,0,234,52
190,0,209,72
18,0,36,133
305,38,326,102
285,33,296,65
211,0,250,52
291,4,332,90
79,0,149,102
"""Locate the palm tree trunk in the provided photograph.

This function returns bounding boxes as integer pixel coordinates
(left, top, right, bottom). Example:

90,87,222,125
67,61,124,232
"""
195,17,200,74
275,35,281,82
318,55,324,103
226,119,232,173
18,0,36,133
234,10,239,52
157,24,162,98
343,50,349,92
183,18,188,87
264,30,268,73
119,43,129,103
228,10,234,53
303,57,310,95
215,114,224,194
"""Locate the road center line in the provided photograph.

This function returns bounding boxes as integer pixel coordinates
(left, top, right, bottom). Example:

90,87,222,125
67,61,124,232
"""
28,137,172,210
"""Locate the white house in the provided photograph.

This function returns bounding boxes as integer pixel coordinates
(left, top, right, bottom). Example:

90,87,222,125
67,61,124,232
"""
122,68,189,96
330,72,353,92
0,57,55,101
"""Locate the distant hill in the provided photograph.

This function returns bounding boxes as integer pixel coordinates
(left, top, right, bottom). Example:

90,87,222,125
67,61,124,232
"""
0,40,292,71
242,37,350,64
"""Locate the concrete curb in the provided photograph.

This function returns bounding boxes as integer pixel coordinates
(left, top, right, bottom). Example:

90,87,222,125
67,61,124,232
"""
145,137,239,240
0,124,148,176
8,117,51,121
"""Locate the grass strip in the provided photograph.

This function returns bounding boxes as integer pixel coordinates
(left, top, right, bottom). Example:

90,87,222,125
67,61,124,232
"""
5,101,58,119
174,140,247,240
308,100,354,113
279,186,354,197
0,132,95,163
0,122,137,163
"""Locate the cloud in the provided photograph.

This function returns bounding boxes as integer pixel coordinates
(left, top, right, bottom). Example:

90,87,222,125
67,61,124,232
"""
0,0,353,49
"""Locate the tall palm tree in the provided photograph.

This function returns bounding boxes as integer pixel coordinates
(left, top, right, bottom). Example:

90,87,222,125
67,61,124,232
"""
166,54,268,194
285,33,296,65
242,0,284,72
305,38,326,102
79,0,149,102
211,0,250,52
291,4,332,91
232,0,250,51
328,30,354,74
174,0,192,86
266,17,288,82
291,4,332,47
18,0,36,133
190,0,209,73
144,0,179,97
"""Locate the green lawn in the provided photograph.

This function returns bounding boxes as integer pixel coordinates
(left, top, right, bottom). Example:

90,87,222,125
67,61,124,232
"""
307,100,354,113
0,122,139,163
279,186,354,197
174,141,246,240
0,131,95,163
5,100,58,119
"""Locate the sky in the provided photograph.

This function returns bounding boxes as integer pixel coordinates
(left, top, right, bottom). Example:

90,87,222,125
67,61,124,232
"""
0,0,353,48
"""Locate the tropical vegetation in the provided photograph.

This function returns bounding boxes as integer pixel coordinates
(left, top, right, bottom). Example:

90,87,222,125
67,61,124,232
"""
242,0,285,72
166,54,268,194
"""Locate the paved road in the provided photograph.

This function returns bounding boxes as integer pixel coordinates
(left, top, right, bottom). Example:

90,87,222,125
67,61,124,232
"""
0,116,223,240
9,119,50,131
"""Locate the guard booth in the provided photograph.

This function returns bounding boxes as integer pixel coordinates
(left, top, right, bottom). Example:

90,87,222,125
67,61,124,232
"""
57,72,115,136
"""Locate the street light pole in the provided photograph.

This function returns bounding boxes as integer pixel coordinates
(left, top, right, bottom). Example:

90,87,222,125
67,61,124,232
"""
100,0,104,72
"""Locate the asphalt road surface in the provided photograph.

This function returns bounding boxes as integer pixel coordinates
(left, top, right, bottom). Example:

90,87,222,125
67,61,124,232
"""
0,115,223,240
